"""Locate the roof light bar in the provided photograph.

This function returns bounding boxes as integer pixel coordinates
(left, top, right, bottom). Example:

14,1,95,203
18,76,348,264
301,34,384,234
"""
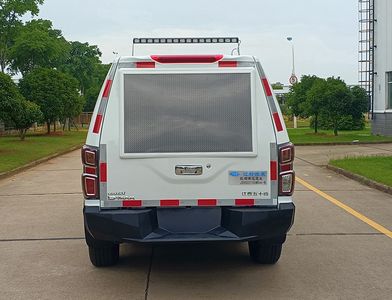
133,37,239,44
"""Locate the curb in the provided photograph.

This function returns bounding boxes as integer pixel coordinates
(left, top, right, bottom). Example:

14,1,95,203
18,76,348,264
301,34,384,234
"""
0,144,82,181
295,141,392,146
326,164,392,196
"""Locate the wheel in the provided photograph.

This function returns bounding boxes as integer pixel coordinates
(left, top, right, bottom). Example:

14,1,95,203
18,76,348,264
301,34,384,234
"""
84,227,119,267
88,244,119,267
248,240,283,264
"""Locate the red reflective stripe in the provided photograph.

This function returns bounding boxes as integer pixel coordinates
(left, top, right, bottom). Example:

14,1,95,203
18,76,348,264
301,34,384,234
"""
136,61,155,68
160,199,180,206
198,199,217,206
272,112,283,132
262,78,273,96
270,161,278,181
123,200,142,207
151,55,223,64
84,166,96,175
218,61,237,67
100,162,107,182
92,114,103,134
235,199,255,206
102,79,112,98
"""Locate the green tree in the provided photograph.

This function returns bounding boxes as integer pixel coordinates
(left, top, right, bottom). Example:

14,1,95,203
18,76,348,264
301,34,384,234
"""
315,77,353,136
62,93,85,131
350,85,368,128
13,99,43,140
305,78,328,133
9,19,69,75
0,0,44,73
19,68,79,133
286,75,324,133
286,75,321,116
0,72,42,140
271,82,284,90
59,41,102,95
82,63,110,112
84,85,100,112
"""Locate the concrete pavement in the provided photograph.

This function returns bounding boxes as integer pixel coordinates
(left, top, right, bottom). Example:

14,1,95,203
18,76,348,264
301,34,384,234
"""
0,145,391,299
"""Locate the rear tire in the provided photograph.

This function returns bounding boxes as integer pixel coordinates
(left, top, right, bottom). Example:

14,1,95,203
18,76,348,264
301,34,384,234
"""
85,227,119,267
88,244,119,267
248,240,282,264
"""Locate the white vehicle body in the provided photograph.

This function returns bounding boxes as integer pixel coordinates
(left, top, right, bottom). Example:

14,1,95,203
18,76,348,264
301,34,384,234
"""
82,52,295,267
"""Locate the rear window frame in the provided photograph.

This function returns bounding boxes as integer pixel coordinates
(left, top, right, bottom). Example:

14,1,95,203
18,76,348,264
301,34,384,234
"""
118,67,258,158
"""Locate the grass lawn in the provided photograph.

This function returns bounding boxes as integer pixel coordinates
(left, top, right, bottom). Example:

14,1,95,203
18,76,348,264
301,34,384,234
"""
288,127,392,145
0,130,87,173
330,156,392,187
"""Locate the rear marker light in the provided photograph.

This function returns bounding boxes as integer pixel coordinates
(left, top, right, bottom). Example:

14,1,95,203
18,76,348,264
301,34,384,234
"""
102,80,113,98
235,199,255,206
273,112,284,132
150,55,224,64
218,61,237,67
262,78,273,96
92,114,103,134
123,200,142,207
198,199,217,206
270,161,278,181
160,199,180,206
100,162,107,182
136,61,155,68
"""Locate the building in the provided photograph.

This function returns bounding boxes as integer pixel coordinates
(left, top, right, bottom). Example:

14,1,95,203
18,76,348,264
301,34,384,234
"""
359,0,392,135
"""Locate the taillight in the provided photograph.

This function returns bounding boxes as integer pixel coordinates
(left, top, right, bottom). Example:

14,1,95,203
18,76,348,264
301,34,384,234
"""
81,145,99,199
278,143,295,196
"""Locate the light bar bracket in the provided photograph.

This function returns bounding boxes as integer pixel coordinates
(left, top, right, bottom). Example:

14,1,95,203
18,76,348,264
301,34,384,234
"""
131,37,240,56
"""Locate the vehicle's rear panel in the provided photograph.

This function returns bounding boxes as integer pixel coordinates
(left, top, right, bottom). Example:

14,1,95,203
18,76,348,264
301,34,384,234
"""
97,56,279,209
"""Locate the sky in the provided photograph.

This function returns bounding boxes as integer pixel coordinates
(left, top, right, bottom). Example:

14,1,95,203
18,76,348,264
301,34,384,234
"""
35,0,359,85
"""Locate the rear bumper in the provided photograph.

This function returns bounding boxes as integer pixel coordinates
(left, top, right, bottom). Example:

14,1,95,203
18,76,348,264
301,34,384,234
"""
84,203,295,243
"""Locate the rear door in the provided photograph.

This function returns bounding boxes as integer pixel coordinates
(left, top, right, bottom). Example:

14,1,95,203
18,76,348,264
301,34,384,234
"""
100,66,277,208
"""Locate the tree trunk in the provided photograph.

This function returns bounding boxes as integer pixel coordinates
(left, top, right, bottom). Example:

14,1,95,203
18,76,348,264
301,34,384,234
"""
54,121,56,132
19,129,26,141
47,121,51,134
334,120,338,136
314,114,318,134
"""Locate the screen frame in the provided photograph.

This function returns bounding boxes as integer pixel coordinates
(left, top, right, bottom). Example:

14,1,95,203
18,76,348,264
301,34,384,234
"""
119,67,257,158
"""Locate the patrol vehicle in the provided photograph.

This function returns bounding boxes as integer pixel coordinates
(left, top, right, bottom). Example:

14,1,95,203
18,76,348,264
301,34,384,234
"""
82,37,295,267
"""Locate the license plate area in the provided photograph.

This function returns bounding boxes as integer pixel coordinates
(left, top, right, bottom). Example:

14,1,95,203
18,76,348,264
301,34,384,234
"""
157,207,221,233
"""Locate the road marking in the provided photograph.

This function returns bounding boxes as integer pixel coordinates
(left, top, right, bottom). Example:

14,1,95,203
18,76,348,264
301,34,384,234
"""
296,177,392,239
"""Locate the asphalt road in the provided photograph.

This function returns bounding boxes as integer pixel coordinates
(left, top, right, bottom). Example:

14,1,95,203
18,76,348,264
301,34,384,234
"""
1,144,391,299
